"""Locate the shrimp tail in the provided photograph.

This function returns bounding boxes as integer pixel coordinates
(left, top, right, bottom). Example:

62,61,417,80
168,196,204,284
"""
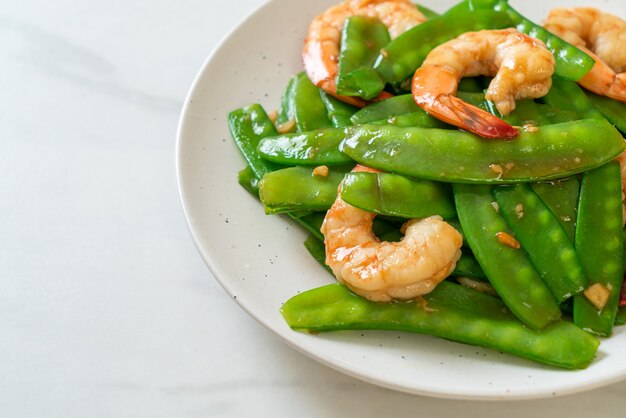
414,93,518,139
412,62,519,139
446,96,519,139
577,49,626,102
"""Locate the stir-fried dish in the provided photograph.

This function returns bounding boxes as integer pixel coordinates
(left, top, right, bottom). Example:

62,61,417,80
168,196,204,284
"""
228,0,626,369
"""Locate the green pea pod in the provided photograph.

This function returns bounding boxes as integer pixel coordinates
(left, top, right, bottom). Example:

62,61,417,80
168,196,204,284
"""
456,91,491,111
374,10,512,84
368,92,554,129
458,77,484,93
369,111,450,128
530,177,580,243
453,252,487,280
357,93,573,129
461,89,579,126
351,92,458,128
230,106,329,240
350,94,419,124
276,74,298,131
541,78,604,120
454,184,561,330
501,101,551,126
341,120,625,184
616,307,626,326
303,234,332,275
297,212,326,241
319,91,358,128
623,228,626,274
340,172,456,219
493,184,586,302
585,91,626,134
503,101,579,127
281,282,598,369
574,162,624,337
336,16,389,100
467,0,595,80
310,214,403,242
258,128,353,166
293,73,333,132
259,166,350,214
376,228,403,242
446,218,467,247
416,3,439,20
228,104,285,179
238,166,259,196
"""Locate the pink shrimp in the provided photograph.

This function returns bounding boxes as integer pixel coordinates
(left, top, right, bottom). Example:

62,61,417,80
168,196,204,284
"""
544,7,626,102
303,0,426,107
321,165,462,302
412,29,555,139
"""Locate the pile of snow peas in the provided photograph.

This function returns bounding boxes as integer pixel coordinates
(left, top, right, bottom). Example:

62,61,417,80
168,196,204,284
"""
228,0,626,369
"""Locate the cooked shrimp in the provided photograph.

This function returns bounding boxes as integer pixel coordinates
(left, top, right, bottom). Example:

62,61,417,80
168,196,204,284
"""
321,165,462,302
544,8,626,101
412,28,555,139
303,0,426,107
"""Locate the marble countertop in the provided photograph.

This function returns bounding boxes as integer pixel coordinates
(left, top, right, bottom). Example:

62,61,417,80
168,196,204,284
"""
3,0,626,416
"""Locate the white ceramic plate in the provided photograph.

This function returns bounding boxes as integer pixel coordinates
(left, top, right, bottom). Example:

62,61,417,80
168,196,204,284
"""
177,0,626,400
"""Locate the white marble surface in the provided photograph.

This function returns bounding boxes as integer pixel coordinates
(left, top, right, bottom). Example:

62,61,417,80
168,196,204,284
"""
2,0,626,416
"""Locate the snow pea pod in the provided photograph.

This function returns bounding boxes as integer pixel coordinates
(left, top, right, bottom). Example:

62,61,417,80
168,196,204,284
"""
493,184,586,302
303,234,332,275
500,101,548,126
504,101,579,126
350,94,418,124
616,308,626,326
457,77,484,93
446,218,467,247
541,78,604,120
454,184,561,330
574,162,624,337
297,212,326,241
336,16,389,100
416,3,439,20
259,166,350,214
341,120,625,184
530,178,580,243
258,128,353,166
276,74,298,132
238,166,259,196
622,228,626,276
369,112,449,128
351,92,481,127
374,10,512,84
585,91,626,134
228,104,285,179
230,106,329,237
453,252,487,280
281,282,598,369
292,72,333,132
455,93,577,126
319,91,358,128
340,172,456,219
